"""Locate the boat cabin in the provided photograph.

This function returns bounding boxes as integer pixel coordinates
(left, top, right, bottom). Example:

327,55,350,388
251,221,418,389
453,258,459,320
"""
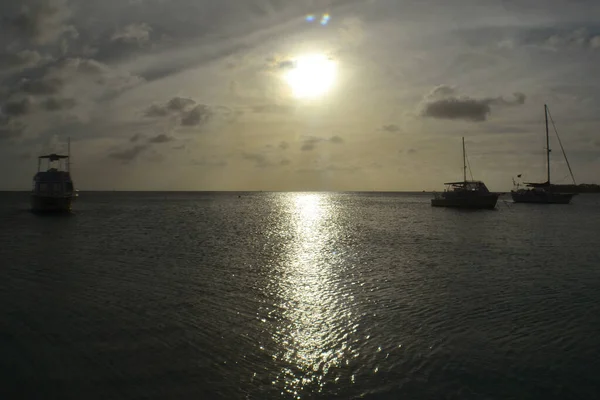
32,154,75,197
443,180,491,193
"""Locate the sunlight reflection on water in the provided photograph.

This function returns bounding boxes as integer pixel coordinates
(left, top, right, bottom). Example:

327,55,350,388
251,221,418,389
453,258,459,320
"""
271,193,359,397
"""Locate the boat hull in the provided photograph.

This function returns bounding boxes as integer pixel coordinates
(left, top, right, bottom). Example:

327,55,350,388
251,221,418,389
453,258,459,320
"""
31,195,73,213
431,194,499,209
510,190,575,204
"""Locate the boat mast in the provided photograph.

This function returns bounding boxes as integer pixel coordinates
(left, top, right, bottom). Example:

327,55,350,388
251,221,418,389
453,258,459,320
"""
462,136,466,183
67,137,71,173
545,104,550,185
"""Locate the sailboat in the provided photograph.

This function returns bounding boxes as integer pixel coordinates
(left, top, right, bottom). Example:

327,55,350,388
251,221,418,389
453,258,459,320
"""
31,138,77,213
511,104,576,204
431,137,500,209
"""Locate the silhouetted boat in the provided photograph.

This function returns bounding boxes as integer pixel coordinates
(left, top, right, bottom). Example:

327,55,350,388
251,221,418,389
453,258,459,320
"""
431,137,500,209
511,104,576,204
31,138,77,213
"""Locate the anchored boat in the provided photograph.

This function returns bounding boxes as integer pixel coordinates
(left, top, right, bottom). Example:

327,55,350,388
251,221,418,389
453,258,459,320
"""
31,139,77,213
511,104,577,204
431,137,500,210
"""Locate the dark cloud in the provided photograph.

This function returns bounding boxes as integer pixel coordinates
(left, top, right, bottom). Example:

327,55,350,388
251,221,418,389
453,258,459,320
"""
0,50,48,71
148,133,174,143
242,152,269,167
10,58,143,103
3,98,32,116
242,152,286,168
421,86,527,122
300,136,342,151
330,135,344,143
43,97,76,111
167,97,196,111
130,133,143,142
6,0,77,45
382,124,401,133
19,77,63,95
0,119,25,140
108,145,149,163
301,141,317,151
181,104,212,126
144,97,196,117
276,59,296,69
279,141,289,150
423,98,493,122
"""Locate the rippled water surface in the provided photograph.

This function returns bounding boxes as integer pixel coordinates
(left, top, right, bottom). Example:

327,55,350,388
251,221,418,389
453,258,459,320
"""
1,192,600,399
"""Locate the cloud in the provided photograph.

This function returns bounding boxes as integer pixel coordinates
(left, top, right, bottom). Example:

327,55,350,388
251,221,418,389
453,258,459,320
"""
181,104,212,126
148,133,174,143
0,50,50,72
12,58,144,102
429,85,456,97
130,133,143,142
251,103,295,114
297,164,359,174
242,152,271,167
43,97,76,111
542,28,600,51
330,135,344,144
7,0,77,45
421,85,526,122
111,23,152,44
279,141,289,150
192,158,227,167
242,151,288,168
108,145,149,163
19,77,63,95
301,139,318,151
382,124,401,133
300,136,344,151
3,98,32,116
145,97,196,117
423,98,493,122
0,118,26,140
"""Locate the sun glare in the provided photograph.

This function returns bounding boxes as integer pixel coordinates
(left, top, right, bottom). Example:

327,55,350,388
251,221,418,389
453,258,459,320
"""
283,54,337,99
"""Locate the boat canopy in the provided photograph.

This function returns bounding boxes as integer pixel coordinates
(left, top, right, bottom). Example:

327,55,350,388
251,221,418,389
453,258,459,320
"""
39,154,69,161
443,180,486,186
523,181,550,187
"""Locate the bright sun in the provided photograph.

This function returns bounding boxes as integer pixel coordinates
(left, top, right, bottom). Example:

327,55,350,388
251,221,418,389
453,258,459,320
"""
283,54,337,99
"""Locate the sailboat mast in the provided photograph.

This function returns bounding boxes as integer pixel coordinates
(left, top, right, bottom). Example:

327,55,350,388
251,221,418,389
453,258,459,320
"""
67,137,71,173
545,104,550,185
462,136,466,183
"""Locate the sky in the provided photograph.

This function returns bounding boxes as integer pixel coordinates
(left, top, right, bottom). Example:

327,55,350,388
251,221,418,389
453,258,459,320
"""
1,0,599,191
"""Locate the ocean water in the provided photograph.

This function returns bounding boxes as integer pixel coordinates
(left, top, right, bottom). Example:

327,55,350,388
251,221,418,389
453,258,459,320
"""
1,191,600,399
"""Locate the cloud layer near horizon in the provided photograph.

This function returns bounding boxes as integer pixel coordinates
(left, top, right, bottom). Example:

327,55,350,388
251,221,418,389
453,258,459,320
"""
1,0,600,190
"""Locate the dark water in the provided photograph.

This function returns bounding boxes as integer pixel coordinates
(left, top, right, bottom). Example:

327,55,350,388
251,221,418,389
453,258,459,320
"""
1,191,600,399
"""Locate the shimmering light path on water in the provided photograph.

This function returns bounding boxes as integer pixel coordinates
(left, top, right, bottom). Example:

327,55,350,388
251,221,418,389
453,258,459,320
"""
1,192,600,399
